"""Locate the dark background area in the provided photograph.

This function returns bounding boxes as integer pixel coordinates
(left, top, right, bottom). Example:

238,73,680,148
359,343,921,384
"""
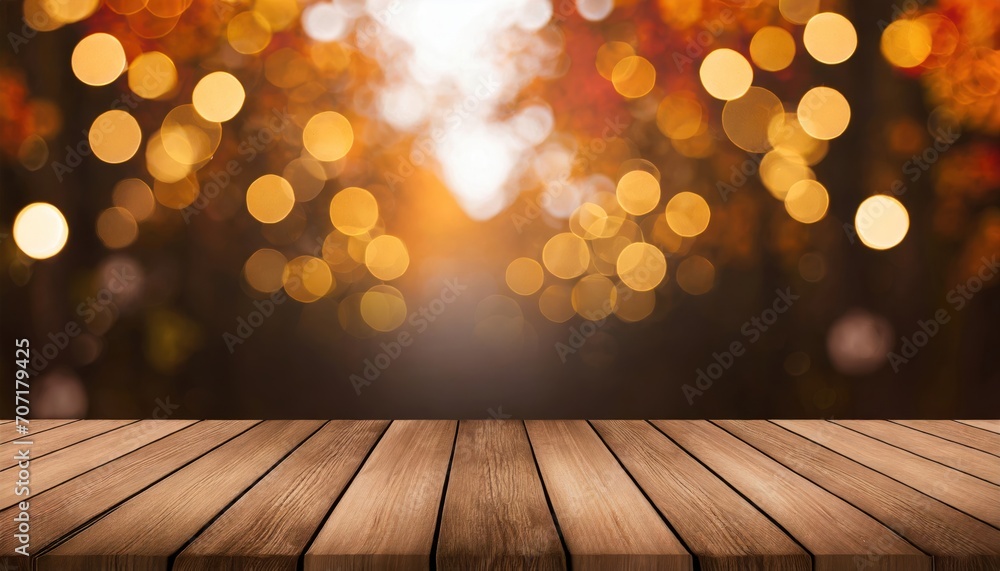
2,0,998,420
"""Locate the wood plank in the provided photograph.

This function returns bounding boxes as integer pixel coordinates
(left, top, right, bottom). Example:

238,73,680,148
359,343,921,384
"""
1,419,77,443
891,420,1000,456
0,421,257,571
305,420,456,571
717,420,1000,571
525,420,690,571
0,419,196,510
0,420,133,469
834,420,1000,485
652,420,929,571
37,420,322,571
776,420,1000,528
437,420,566,571
956,420,1000,435
174,420,389,571
592,420,809,571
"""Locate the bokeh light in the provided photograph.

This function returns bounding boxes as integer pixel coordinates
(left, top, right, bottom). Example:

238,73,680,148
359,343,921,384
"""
71,33,126,86
192,72,245,122
506,257,544,296
804,13,857,64
855,195,910,250
89,110,142,164
664,192,710,237
13,203,70,260
700,49,753,101
303,111,354,162
329,187,378,236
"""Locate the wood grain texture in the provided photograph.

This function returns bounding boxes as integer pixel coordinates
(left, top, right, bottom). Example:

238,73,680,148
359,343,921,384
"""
305,420,457,571
0,421,257,571
891,420,1000,456
717,420,1000,571
0,419,196,510
834,420,1000,485
0,419,134,470
1,419,76,443
957,420,1000,434
592,420,809,571
525,420,691,571
437,420,565,571
175,420,389,571
653,420,929,571
38,421,322,571
776,420,1000,528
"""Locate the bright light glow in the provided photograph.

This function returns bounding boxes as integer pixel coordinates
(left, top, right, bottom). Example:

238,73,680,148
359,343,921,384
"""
14,203,69,260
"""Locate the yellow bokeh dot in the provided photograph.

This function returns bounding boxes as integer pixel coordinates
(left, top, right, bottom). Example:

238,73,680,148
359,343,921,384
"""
542,233,591,280
779,0,819,25
246,174,295,224
804,13,857,64
228,11,272,54
193,72,245,122
283,255,334,302
96,207,138,249
365,234,409,281
880,19,932,68
656,92,702,140
329,187,378,236
665,192,711,237
611,56,656,99
72,33,126,86
113,179,156,221
722,87,784,153
699,49,753,101
539,285,575,323
89,110,142,164
596,41,635,80
797,87,851,140
855,195,909,250
303,111,354,162
13,203,69,260
750,26,796,72
160,104,222,165
128,52,177,99
506,257,544,296
617,242,667,292
244,248,287,293
784,180,830,223
361,285,407,331
572,274,618,320
614,287,656,322
616,170,661,215
153,174,200,209
676,256,715,295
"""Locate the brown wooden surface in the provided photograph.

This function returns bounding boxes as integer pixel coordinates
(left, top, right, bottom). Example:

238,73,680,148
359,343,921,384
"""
957,420,1000,434
592,420,810,571
437,420,565,571
0,419,133,470
891,420,1000,456
1,419,76,443
2,419,998,570
175,420,389,571
305,420,456,571
777,420,1000,528
0,420,258,571
654,420,929,571
833,420,1000,485
717,420,1000,571
38,421,322,571
0,419,195,510
526,420,691,571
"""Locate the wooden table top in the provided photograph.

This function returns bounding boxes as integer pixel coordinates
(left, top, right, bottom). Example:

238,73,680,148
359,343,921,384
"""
1,419,998,570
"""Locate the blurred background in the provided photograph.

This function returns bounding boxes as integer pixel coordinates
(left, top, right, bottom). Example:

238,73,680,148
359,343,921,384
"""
2,0,998,419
